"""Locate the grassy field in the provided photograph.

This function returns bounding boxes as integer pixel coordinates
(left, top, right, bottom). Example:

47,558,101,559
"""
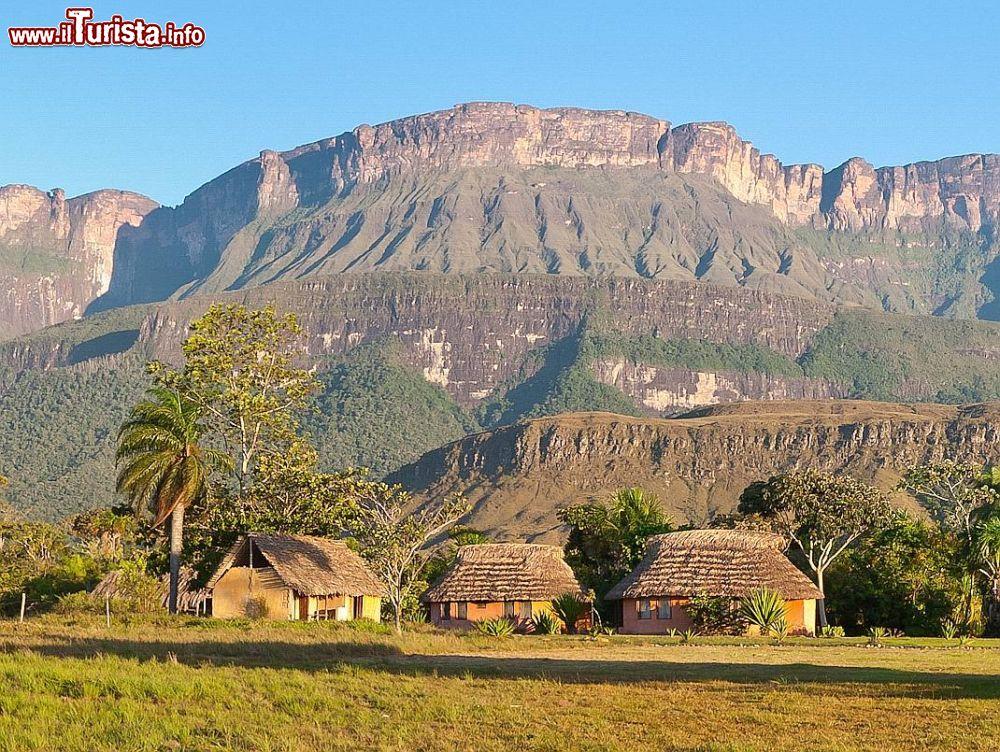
1,617,998,751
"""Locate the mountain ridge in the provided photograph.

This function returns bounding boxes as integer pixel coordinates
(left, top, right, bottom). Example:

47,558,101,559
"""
4,101,998,339
390,401,1000,540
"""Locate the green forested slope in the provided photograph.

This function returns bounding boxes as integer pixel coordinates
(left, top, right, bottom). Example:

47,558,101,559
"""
1,296,998,522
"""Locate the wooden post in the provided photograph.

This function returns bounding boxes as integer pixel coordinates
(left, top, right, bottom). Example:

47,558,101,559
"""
19,592,26,623
105,595,111,628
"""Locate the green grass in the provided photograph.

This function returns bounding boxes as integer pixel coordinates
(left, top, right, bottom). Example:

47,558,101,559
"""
1,616,998,751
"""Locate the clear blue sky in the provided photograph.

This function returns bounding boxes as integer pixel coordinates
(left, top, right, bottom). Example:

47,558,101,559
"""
2,1,997,206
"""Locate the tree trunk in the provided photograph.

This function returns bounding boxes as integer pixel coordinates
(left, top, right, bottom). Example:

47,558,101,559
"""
987,578,1000,638
168,504,185,615
393,600,402,634
816,567,828,630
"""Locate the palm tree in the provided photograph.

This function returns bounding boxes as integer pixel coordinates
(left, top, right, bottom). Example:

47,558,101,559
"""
607,487,672,567
116,387,227,613
976,515,1000,635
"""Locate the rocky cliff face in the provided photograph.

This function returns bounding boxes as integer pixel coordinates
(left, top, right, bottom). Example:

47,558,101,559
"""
392,402,1000,540
0,185,157,339
4,103,998,341
81,102,998,324
99,274,834,407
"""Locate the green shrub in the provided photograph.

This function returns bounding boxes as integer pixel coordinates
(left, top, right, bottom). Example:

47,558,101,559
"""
475,617,515,638
686,594,749,635
820,625,845,638
53,591,103,615
739,588,788,636
530,611,561,635
550,593,588,635
679,628,697,644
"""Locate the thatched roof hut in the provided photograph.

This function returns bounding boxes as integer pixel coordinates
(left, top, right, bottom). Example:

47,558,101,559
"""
605,530,822,601
423,543,587,603
90,566,210,614
207,534,384,597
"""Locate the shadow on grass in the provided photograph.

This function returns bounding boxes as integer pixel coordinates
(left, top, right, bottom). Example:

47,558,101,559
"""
3,636,998,700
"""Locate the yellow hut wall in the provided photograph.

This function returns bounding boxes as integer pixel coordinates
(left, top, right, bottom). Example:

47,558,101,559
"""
359,596,382,621
212,566,291,619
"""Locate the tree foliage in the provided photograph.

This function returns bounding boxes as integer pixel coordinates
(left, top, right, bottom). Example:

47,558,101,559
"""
116,387,227,613
347,487,469,632
825,514,967,635
559,487,673,608
738,470,893,626
900,461,1000,543
154,304,318,492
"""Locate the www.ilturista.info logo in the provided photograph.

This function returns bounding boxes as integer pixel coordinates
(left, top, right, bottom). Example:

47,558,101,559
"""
8,7,205,48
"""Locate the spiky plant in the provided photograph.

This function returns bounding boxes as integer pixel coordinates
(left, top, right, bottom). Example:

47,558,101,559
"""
550,593,588,635
739,588,788,636
867,626,887,647
679,628,697,644
531,611,561,635
769,616,790,643
475,617,515,638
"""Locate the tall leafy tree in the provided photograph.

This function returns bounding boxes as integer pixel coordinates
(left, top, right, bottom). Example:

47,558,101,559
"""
901,461,1000,629
348,486,469,633
154,304,317,493
825,514,965,634
739,470,893,627
560,487,673,604
116,387,228,613
901,461,1000,544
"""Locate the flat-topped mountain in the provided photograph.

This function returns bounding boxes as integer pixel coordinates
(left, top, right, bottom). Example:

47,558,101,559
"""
391,401,1000,541
95,103,998,321
4,102,997,339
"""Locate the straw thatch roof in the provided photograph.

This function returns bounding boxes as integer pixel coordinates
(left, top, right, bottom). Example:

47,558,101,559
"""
422,543,587,602
605,529,822,601
206,534,384,597
90,567,209,614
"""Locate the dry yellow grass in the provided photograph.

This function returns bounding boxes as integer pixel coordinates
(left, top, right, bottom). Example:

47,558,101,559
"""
0,616,997,751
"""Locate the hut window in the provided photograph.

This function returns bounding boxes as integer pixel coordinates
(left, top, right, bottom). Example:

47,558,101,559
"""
518,601,532,619
441,602,451,621
457,601,468,620
503,601,515,619
657,600,672,620
638,599,653,619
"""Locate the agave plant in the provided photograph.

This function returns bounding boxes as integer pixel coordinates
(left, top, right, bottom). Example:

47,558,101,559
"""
531,610,561,635
820,625,845,638
679,628,698,644
475,617,516,638
550,593,588,635
941,619,959,640
867,626,887,647
739,588,788,636
769,616,790,643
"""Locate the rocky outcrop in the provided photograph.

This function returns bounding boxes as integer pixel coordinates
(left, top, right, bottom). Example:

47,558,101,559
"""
393,402,1000,540
822,153,1000,234
663,122,825,225
592,359,846,414
0,185,156,338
